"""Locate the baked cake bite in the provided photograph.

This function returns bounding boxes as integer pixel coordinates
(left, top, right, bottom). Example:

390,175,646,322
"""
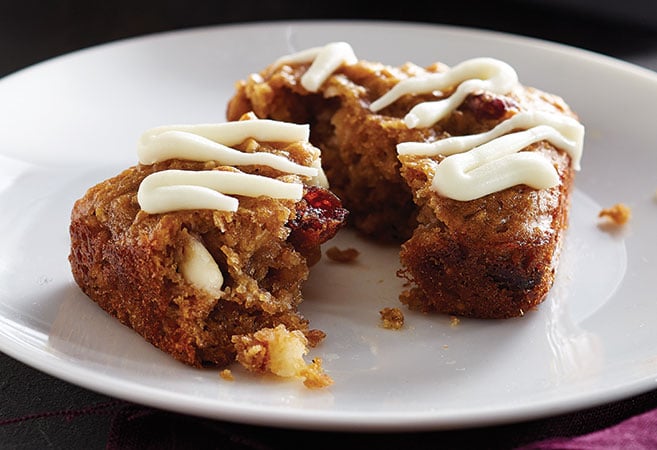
227,42,584,319
68,114,346,383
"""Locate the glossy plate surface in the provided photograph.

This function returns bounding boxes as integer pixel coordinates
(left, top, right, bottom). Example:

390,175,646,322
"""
1,21,656,431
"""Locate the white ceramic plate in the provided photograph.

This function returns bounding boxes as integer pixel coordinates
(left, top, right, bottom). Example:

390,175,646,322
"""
1,21,656,432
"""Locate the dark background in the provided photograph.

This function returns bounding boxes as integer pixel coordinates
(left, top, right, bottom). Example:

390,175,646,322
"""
1,0,657,79
2,1,657,448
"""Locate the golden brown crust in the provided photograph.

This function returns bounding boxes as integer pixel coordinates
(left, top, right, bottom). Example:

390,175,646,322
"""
227,56,580,319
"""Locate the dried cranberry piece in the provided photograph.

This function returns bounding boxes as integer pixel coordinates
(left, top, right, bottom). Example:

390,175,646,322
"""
461,92,518,121
287,186,348,252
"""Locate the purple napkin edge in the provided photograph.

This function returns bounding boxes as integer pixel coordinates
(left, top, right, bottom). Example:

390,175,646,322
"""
516,406,657,449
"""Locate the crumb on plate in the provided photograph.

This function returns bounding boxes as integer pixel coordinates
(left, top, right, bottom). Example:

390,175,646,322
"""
219,369,234,381
231,324,333,389
379,307,404,330
599,203,631,225
325,246,360,263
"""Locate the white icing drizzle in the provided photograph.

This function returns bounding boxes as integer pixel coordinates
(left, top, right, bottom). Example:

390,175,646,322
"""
139,130,318,177
398,110,584,168
370,57,519,128
138,121,317,177
430,127,567,201
136,118,330,214
371,59,586,201
137,169,303,214
399,111,586,199
139,119,309,150
267,44,585,201
273,41,357,92
311,157,329,188
395,98,585,201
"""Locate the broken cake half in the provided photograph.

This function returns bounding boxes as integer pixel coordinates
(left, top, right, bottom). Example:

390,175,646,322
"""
226,42,584,319
69,114,346,383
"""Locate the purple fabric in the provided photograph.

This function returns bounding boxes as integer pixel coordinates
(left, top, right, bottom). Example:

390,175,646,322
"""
517,408,657,449
3,398,657,449
103,402,657,449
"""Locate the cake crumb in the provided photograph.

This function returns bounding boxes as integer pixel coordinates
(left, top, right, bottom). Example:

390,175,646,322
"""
301,358,333,389
379,307,404,330
219,369,234,381
232,324,333,389
325,246,360,263
599,203,631,225
449,316,460,327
